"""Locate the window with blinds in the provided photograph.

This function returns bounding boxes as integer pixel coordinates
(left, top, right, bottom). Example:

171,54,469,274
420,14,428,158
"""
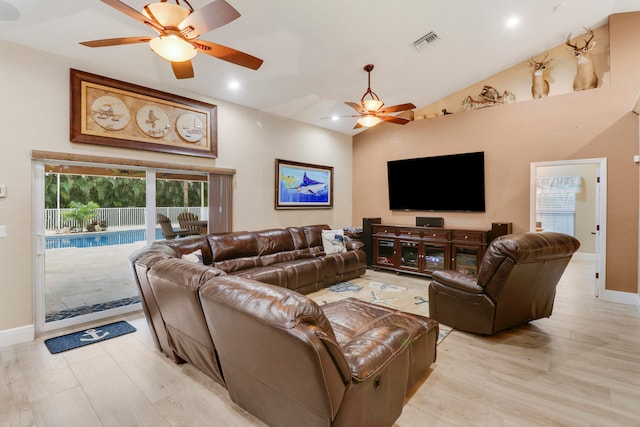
536,176,582,236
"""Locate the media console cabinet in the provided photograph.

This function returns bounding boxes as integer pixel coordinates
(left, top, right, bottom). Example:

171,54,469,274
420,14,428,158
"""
371,224,508,277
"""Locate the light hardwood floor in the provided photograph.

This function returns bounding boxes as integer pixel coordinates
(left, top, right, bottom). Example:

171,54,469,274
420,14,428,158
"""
2,258,639,426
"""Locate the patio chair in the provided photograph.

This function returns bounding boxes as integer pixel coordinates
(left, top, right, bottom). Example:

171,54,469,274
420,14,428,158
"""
177,212,200,233
157,214,199,240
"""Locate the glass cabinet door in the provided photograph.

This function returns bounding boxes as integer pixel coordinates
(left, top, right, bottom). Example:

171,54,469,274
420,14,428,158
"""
423,244,447,273
453,245,480,276
375,238,396,266
399,240,420,271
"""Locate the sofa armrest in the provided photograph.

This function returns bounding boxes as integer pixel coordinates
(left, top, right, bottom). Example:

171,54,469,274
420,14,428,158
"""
431,270,484,294
340,325,410,381
346,239,364,251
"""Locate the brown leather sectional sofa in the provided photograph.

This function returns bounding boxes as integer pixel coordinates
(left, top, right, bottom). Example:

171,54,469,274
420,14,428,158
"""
129,224,439,427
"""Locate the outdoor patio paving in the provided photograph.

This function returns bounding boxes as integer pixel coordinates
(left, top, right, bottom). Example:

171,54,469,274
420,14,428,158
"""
45,241,147,321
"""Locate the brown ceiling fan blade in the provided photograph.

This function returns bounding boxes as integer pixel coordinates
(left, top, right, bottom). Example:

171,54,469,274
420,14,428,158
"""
100,0,163,33
171,60,195,79
380,115,411,125
79,36,152,47
194,40,263,70
345,101,366,113
377,103,416,114
179,0,241,39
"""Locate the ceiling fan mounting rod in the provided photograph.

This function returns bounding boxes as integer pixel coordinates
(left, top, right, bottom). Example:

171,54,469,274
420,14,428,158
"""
360,63,381,106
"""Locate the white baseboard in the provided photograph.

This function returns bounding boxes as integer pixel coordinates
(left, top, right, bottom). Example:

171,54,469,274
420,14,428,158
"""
599,289,640,308
0,324,35,348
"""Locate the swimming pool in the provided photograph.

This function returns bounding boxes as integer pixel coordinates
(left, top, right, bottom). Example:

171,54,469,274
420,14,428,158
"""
46,228,163,249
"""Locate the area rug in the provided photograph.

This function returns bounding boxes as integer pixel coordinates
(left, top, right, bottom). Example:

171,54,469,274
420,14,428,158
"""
308,277,452,344
44,320,137,354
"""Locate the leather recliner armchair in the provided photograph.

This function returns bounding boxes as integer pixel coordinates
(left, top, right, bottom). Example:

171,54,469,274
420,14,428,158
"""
199,275,439,427
429,232,580,335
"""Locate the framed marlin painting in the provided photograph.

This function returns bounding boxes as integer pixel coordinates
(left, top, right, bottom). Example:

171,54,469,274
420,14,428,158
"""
275,159,333,209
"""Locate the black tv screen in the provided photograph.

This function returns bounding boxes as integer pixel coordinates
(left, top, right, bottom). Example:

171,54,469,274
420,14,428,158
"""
387,152,485,212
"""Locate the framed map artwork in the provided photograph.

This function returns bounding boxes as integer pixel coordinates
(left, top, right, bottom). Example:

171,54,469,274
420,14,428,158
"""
70,69,217,158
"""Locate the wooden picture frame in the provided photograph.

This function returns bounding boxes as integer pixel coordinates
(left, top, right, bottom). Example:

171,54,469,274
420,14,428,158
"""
275,159,333,209
70,69,217,158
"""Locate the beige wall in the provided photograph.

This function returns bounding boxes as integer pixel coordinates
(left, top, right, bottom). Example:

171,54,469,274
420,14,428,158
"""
0,40,352,333
353,12,640,294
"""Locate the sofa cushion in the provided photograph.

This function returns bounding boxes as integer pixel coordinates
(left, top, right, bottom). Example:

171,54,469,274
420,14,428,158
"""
287,226,309,250
255,228,301,266
322,298,438,394
259,250,300,267
234,265,289,287
256,229,296,255
322,250,366,283
208,232,259,261
302,224,331,249
213,256,260,273
276,258,325,294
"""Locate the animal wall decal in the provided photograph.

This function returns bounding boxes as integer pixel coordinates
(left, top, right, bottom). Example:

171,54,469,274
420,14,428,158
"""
528,53,553,98
462,85,516,111
566,29,598,91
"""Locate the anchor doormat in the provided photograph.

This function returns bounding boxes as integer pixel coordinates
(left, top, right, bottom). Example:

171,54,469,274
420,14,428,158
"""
44,320,136,354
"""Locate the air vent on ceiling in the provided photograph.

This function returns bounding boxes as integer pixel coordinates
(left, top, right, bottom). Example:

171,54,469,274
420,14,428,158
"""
413,31,440,51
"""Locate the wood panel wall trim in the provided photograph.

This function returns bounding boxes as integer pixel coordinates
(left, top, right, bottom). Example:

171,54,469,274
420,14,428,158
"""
30,150,235,176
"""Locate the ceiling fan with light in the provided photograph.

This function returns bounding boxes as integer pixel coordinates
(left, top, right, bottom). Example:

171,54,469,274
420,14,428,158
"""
344,64,415,129
80,0,263,79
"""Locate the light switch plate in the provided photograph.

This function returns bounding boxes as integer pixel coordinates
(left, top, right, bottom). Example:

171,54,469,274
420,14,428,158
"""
0,226,6,238
0,185,6,197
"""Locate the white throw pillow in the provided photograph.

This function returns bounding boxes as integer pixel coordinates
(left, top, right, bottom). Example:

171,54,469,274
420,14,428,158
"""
321,229,346,254
181,249,203,264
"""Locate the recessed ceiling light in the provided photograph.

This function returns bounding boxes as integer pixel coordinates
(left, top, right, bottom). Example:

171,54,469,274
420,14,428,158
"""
506,16,519,28
331,115,339,121
229,80,240,90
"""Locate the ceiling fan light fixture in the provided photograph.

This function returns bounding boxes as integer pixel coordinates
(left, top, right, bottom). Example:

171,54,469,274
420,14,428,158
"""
361,98,384,112
149,35,197,62
357,115,382,128
143,2,190,27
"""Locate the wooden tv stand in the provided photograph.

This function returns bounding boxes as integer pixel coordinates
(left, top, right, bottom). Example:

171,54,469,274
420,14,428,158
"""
371,224,505,277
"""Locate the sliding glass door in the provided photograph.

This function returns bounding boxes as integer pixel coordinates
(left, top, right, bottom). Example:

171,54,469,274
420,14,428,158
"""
155,170,209,238
33,155,231,335
39,164,149,331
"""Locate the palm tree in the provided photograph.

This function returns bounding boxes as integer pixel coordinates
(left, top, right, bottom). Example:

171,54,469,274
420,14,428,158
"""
62,201,99,231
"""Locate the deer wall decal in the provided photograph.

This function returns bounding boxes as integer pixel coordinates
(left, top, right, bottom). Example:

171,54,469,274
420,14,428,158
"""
566,29,598,91
528,53,553,98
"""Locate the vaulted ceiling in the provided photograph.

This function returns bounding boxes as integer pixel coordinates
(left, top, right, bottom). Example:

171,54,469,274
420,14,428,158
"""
1,0,638,135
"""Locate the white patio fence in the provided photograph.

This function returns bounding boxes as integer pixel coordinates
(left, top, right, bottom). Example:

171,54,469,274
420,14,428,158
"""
45,207,208,231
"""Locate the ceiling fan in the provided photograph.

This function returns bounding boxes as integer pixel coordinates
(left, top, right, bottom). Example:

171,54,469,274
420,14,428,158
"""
344,64,416,129
80,0,263,79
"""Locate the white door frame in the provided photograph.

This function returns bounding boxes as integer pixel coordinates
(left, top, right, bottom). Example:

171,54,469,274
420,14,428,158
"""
530,158,607,297
32,160,144,335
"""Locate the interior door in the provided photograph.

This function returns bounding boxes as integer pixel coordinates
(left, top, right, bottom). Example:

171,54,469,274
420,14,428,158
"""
530,158,606,297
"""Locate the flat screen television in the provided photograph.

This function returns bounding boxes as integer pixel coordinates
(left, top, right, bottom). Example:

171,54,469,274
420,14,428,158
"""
387,151,485,212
